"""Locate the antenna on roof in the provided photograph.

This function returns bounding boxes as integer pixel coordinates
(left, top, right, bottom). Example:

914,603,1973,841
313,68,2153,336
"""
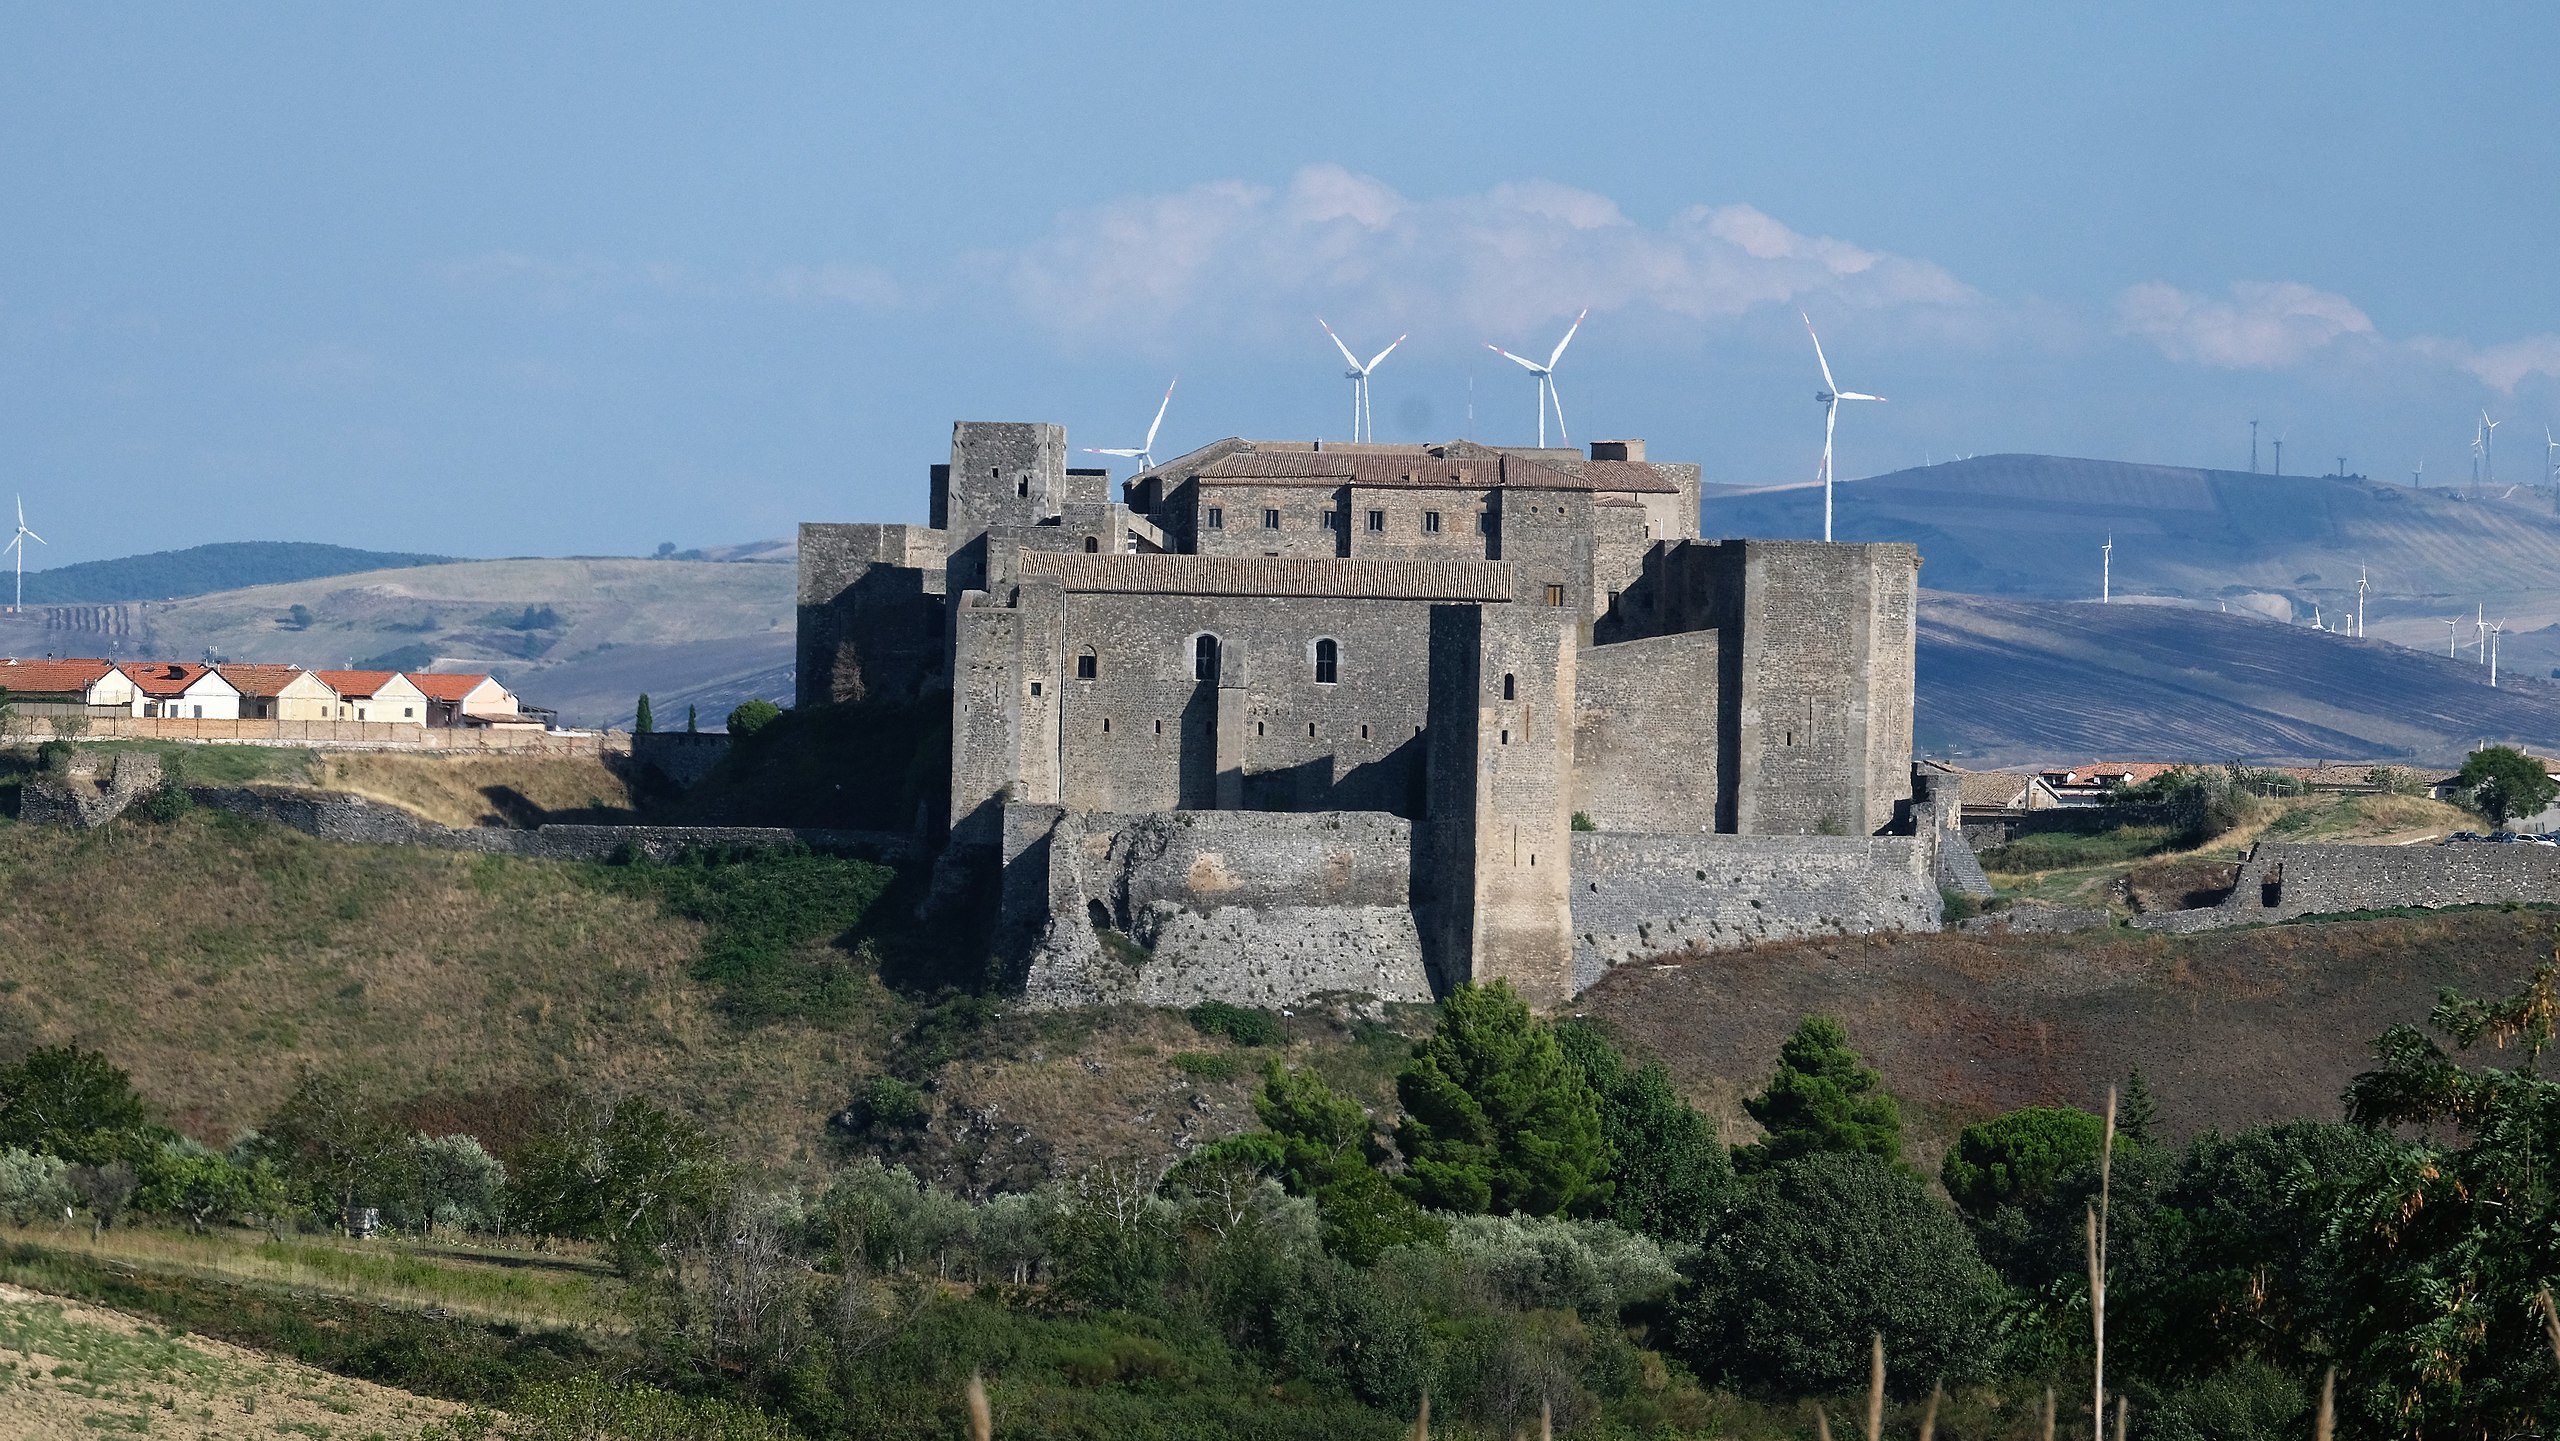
1485,307,1587,450
1318,320,1404,444
3,496,45,614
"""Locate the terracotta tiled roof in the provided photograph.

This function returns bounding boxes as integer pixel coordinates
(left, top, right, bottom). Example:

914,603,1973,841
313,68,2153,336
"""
0,657,115,695
214,663,323,698
407,673,502,703
120,662,227,698
316,669,402,699
1958,772,2036,808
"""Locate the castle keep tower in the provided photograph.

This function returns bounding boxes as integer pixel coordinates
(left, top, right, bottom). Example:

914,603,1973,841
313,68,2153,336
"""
801,428,1931,1009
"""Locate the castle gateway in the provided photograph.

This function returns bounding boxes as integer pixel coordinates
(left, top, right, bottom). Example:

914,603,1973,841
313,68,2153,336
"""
800,425,1946,1010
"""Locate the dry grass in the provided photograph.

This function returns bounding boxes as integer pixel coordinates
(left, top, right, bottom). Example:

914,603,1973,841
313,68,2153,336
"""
14,1223,620,1333
0,1279,465,1439
0,813,885,1179
308,751,643,828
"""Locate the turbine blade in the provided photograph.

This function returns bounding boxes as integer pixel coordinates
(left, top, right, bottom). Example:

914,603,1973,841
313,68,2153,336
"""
1144,377,1176,450
1085,447,1144,458
1802,313,1839,393
1837,391,1886,403
1319,318,1362,370
1546,307,1588,370
1487,344,1545,375
1365,334,1406,372
22,530,42,545
1549,379,1569,444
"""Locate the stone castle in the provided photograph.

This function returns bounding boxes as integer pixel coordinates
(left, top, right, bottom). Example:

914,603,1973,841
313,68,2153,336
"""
800,424,1955,1009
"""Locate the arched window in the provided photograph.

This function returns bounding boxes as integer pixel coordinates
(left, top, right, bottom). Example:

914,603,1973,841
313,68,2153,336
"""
1083,535,1099,553
1313,638,1339,684
1502,672,1517,701
1076,647,1098,680
1194,634,1220,683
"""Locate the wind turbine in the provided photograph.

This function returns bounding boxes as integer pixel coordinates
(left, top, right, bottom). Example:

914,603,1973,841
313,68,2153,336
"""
2414,457,2426,488
2546,427,2557,487
2101,534,2112,603
1082,378,1178,473
3,496,42,613
2476,603,2488,666
1802,313,1886,543
2272,432,2285,477
2444,616,2465,657
2483,411,2500,484
1318,320,1405,444
2490,619,2507,687
1485,307,1587,449
2356,563,2368,638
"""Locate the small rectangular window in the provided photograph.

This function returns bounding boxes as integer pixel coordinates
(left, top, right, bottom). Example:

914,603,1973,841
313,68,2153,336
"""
1076,652,1097,680
1476,511,1490,534
1204,506,1224,529
1366,509,1385,532
1029,681,1043,696
1606,589,1621,612
1322,510,1340,531
1423,510,1442,533
1263,508,1281,529
1544,584,1566,607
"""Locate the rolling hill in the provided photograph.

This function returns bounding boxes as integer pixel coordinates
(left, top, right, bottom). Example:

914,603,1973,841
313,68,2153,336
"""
1701,454,2560,622
1918,589,2560,766
13,541,460,603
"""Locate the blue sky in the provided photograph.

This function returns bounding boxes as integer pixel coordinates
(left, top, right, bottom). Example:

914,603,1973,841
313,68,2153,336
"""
3,3,2556,564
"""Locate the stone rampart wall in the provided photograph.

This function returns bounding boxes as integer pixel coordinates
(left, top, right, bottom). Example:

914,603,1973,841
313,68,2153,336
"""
178,786,914,863
17,716,621,754
1568,831,1941,990
1010,805,1433,1010
2132,840,2560,932
631,731,731,788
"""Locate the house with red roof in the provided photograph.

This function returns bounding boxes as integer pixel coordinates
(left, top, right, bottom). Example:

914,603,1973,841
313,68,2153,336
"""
314,670,430,725
114,662,242,719
404,672,539,728
0,657,139,714
215,663,342,721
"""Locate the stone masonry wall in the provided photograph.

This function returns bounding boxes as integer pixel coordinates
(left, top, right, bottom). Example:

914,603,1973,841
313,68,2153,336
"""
181,786,914,863
2133,840,2560,932
1010,805,1433,1010
1569,831,1942,991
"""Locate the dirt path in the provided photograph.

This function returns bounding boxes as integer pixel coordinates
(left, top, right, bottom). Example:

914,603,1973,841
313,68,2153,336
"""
0,1281,467,1440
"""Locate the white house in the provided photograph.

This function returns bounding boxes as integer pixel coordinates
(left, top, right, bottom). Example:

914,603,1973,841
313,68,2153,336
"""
0,657,138,714
315,670,430,725
116,662,242,720
215,664,342,721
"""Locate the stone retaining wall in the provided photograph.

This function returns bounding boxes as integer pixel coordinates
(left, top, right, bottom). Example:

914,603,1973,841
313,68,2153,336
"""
1568,831,1942,990
18,716,624,754
2131,840,2560,932
182,786,912,863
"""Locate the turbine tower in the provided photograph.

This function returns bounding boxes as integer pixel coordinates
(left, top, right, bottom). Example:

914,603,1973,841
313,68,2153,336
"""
2250,419,2260,473
2272,433,2285,477
2101,534,2112,603
2483,411,2500,485
2356,563,2368,638
2444,616,2464,657
1485,308,1587,449
2546,427,2557,487
1317,319,1405,444
1081,378,1178,473
2490,619,2507,687
2,496,42,614
1801,313,1886,543
2476,604,2488,666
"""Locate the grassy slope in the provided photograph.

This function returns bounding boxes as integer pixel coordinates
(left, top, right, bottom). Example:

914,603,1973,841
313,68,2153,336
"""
1976,790,2477,910
0,811,881,1173
18,541,459,605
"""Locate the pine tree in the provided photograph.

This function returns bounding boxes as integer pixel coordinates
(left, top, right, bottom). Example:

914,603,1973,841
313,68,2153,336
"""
634,694,654,734
2118,1068,2159,1146
685,704,698,733
1394,981,1610,1217
1556,1019,1731,1241
1735,1014,1902,1171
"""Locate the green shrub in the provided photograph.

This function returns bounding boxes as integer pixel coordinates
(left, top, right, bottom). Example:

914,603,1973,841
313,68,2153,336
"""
1186,1000,1284,1047
726,698,783,738
843,1075,931,1133
1978,825,2178,872
1734,1014,1901,1171
132,781,194,823
1940,1105,2103,1221
594,847,893,1025
1169,1051,1244,1081
1396,982,1610,1218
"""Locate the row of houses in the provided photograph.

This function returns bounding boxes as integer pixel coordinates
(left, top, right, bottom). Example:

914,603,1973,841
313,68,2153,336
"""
0,657,547,729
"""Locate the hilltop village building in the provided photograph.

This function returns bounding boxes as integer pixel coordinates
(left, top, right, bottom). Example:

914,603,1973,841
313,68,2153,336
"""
800,424,1950,1009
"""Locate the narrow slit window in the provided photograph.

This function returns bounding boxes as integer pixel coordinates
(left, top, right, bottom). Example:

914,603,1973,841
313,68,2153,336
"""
1194,634,1220,682
1154,719,1163,734
1502,672,1516,701
1313,638,1338,684
1309,722,1318,737
1205,505,1224,529
1103,717,1112,733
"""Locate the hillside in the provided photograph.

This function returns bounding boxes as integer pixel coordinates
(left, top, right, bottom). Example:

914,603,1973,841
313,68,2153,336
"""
1701,454,2560,628
0,555,795,727
1917,589,2560,766
14,540,459,604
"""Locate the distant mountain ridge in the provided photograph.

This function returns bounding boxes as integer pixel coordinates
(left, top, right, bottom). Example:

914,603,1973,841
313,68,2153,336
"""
17,541,460,604
1700,454,2560,616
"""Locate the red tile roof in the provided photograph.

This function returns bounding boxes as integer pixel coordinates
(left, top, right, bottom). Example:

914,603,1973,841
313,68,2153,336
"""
214,663,323,698
0,657,115,696
315,669,403,699
120,662,225,698
406,673,501,703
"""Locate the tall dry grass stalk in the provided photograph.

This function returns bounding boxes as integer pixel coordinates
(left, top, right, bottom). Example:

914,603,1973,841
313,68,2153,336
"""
2113,1394,2127,1441
1412,1392,1430,1441
1917,1382,1942,1441
2090,1084,2118,1441
1815,1405,1836,1441
1866,1333,1886,1441
2540,1286,2560,1365
2314,1367,2334,1441
2042,1387,2056,1441
966,1372,991,1441
1541,1397,1554,1441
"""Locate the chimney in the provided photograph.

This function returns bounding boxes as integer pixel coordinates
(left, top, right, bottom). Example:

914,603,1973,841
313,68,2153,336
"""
1589,439,1645,462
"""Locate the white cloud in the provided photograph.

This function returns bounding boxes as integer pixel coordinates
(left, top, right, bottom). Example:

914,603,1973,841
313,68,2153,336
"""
2114,280,2374,369
1003,164,1979,347
2435,334,2560,393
